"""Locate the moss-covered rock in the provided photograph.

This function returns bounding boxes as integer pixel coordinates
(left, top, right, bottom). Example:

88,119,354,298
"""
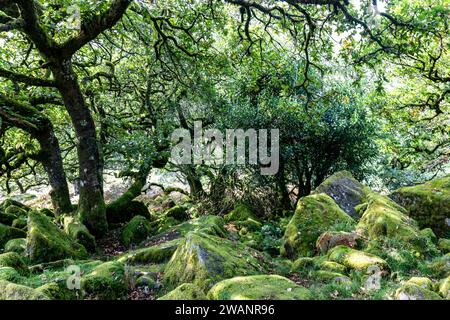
390,175,450,238
0,280,49,300
40,208,55,218
207,275,313,300
356,193,434,255
0,267,22,282
0,252,28,275
35,282,77,300
0,223,26,248
117,238,180,264
420,228,438,244
327,245,390,274
235,218,262,232
27,211,88,264
315,231,361,254
81,261,128,299
4,238,26,255
291,257,319,274
1,199,30,212
106,200,150,224
5,205,28,217
159,283,206,300
438,276,449,299
154,215,228,240
12,217,27,230
427,254,450,278
121,215,153,247
135,274,157,289
438,238,450,254
165,205,189,222
313,171,369,218
281,194,355,258
312,270,351,284
395,283,442,300
224,204,259,223
63,215,96,252
405,277,434,290
318,261,347,274
164,231,268,291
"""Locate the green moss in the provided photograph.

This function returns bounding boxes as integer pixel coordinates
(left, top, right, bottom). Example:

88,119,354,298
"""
0,279,49,300
224,203,258,223
35,282,77,300
354,203,368,217
0,223,26,248
207,275,313,300
0,212,17,226
4,238,26,255
27,211,88,264
121,215,153,247
0,267,23,282
163,231,268,291
159,283,206,300
427,254,450,278
63,215,96,252
405,277,434,290
135,275,157,289
81,261,128,300
107,200,150,224
12,217,27,229
291,257,319,274
0,252,28,275
281,193,355,258
438,276,449,299
165,205,189,221
395,283,442,300
1,199,30,212
313,270,351,284
318,261,347,274
315,231,361,254
40,208,55,218
5,205,28,217
235,218,262,231
390,175,450,238
327,245,390,273
420,228,437,244
438,238,450,254
117,238,180,264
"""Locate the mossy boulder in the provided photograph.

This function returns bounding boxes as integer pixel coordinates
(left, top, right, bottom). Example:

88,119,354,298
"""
1,199,30,212
327,245,390,274
159,283,207,300
165,205,189,222
438,276,449,299
5,205,28,217
420,228,438,244
356,193,433,254
106,200,150,224
117,238,180,264
312,270,351,284
235,218,262,232
395,283,442,300
438,238,450,254
390,175,450,238
316,231,362,254
0,252,28,275
0,266,23,282
4,238,26,255
63,215,96,252
427,254,450,278
405,277,434,290
0,223,26,248
224,204,258,223
281,193,355,258
318,261,347,274
36,282,77,300
313,171,369,218
155,215,228,240
27,211,88,264
0,280,49,300
291,257,319,274
81,261,128,299
207,275,313,300
121,215,153,247
135,274,157,289
163,231,268,291
12,217,27,230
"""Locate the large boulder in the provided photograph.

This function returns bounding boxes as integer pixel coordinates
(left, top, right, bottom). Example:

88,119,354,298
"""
313,171,368,218
27,211,88,264
356,192,432,253
390,175,450,238
163,231,268,291
4,238,26,255
106,200,150,224
327,245,390,274
281,193,355,258
315,231,362,254
0,252,28,275
207,275,313,300
439,276,449,299
0,280,49,300
159,283,206,300
121,215,153,247
81,261,128,299
395,283,442,300
0,223,26,248
117,238,180,265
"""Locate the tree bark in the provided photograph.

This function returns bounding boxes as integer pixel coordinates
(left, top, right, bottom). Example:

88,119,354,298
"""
51,60,108,237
